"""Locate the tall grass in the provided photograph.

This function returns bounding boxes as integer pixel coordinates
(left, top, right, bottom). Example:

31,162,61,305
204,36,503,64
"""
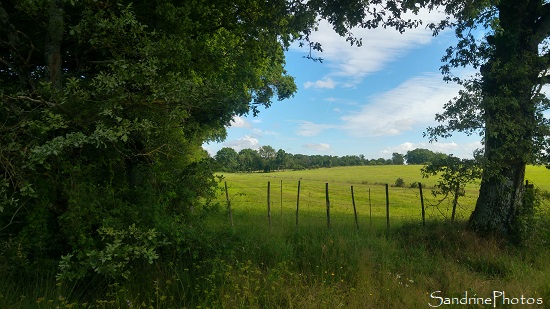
2,165,549,308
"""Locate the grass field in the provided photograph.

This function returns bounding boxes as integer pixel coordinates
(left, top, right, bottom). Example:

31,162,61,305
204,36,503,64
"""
189,165,550,308
216,165,550,231
2,165,549,308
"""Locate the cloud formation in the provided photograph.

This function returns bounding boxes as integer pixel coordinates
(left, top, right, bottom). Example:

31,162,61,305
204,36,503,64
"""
340,73,462,137
303,143,332,152
304,78,336,89
296,121,336,137
252,128,278,137
229,116,251,128
298,9,449,87
224,135,259,151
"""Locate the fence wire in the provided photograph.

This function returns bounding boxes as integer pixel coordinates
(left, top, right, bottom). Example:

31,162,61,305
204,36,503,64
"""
217,180,479,230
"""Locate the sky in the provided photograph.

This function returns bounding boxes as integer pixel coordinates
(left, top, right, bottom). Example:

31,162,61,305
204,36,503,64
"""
203,9,484,160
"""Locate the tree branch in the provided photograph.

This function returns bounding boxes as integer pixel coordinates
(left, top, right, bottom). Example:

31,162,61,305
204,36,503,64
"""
531,2,550,47
0,0,36,89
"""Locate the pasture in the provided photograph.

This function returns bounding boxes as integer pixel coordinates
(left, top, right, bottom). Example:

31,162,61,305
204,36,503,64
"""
2,165,548,308
196,165,550,308
215,165,550,230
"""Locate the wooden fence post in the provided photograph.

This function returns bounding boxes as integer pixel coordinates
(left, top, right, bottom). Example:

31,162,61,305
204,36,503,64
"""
267,181,271,230
225,181,234,227
326,183,331,229
419,182,425,227
280,180,283,224
385,184,390,234
369,188,372,228
296,180,301,229
351,186,359,230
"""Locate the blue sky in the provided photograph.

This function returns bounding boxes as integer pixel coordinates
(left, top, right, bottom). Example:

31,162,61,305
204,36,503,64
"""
203,9,483,159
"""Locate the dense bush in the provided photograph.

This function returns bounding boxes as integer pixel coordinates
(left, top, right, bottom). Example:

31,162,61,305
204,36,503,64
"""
394,178,406,187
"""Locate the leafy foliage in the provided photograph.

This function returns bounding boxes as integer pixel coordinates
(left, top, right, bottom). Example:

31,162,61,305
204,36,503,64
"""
421,155,482,221
404,148,446,165
57,224,165,281
0,0,423,284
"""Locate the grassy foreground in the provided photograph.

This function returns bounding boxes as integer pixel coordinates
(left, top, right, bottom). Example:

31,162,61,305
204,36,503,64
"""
1,165,549,308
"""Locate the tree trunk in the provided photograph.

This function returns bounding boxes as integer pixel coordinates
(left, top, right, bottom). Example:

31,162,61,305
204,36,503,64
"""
469,1,541,238
45,0,64,88
469,163,526,235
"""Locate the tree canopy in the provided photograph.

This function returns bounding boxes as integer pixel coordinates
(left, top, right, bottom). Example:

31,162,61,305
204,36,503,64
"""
214,147,408,172
1,0,306,266
404,148,446,165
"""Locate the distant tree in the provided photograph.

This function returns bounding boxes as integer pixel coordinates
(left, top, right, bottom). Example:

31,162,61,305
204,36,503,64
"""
275,149,289,170
405,148,444,164
258,145,276,172
359,154,367,165
238,149,262,172
258,145,276,160
215,148,239,172
392,153,405,165
322,156,333,168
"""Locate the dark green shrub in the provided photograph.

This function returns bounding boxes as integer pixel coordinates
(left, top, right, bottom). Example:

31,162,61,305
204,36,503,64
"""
394,178,405,187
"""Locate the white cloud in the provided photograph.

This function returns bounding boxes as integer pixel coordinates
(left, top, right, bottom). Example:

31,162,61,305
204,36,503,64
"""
252,128,278,137
229,116,251,128
296,121,336,137
293,9,450,86
223,135,259,151
303,143,332,152
304,78,336,89
340,73,462,137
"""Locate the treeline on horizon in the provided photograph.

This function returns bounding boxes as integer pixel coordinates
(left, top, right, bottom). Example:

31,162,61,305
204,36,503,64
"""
213,146,450,172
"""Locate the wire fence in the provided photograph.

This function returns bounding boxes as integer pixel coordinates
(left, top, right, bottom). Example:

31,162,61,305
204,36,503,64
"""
218,179,481,231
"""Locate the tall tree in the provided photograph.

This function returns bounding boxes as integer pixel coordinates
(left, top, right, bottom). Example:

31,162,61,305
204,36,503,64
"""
215,147,239,172
0,0,302,270
422,0,550,237
391,152,405,165
238,148,262,172
275,149,289,170
405,148,439,164
258,145,276,172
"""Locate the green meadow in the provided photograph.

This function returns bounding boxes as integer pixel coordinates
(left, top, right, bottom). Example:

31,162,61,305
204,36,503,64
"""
216,165,550,230
2,165,549,308
192,165,550,308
